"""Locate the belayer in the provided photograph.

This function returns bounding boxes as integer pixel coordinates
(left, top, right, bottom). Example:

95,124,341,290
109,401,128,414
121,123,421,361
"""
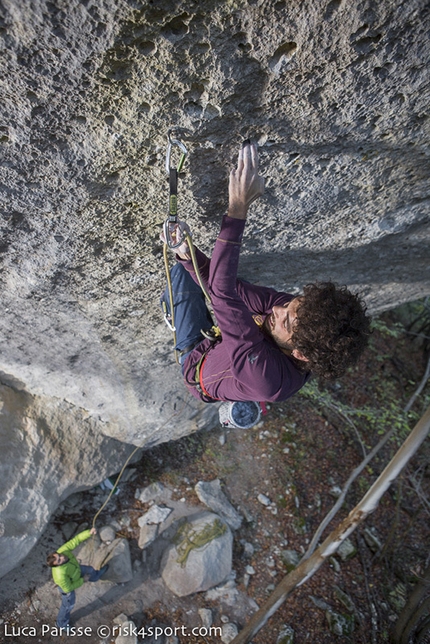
46,528,109,629
161,141,371,404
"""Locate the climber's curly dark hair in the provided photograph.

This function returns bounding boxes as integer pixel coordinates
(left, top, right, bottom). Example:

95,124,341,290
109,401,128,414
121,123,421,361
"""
292,282,371,380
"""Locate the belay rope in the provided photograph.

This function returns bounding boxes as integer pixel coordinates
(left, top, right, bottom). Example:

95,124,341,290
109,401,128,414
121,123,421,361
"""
86,131,216,549
162,129,217,363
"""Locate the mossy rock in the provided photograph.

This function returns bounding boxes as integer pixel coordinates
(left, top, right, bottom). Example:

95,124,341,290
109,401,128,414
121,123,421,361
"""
326,609,355,636
277,624,295,644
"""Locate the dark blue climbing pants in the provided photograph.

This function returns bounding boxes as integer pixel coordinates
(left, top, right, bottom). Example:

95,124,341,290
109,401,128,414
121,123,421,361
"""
161,263,213,366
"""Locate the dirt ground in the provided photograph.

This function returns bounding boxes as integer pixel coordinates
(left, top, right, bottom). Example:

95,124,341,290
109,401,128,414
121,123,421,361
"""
0,306,429,644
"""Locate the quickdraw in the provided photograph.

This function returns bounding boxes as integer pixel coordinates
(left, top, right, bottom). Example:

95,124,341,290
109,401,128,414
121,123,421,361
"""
161,129,219,365
163,128,188,250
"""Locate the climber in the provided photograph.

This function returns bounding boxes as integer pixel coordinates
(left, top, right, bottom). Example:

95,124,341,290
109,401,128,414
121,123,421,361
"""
161,140,371,403
46,528,109,629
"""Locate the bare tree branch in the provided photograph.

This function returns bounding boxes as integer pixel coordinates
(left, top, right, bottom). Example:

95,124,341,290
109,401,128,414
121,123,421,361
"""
325,400,367,458
231,407,430,644
303,354,430,560
303,420,398,560
406,474,430,516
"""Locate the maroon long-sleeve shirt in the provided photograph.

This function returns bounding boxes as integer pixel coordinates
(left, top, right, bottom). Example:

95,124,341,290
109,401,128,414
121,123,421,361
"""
181,215,310,402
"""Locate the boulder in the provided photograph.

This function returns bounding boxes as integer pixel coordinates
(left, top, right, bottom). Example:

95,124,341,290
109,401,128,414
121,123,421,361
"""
161,512,232,597
136,482,171,504
138,524,159,550
221,623,239,644
137,505,172,527
195,480,243,530
79,536,133,584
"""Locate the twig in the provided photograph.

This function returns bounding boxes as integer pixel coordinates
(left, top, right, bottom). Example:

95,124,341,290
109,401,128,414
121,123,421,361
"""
326,401,367,459
405,474,430,516
304,357,430,560
404,353,430,413
303,420,398,560
403,330,430,341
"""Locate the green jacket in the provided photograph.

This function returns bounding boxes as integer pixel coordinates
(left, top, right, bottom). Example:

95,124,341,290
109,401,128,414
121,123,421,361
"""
51,529,92,593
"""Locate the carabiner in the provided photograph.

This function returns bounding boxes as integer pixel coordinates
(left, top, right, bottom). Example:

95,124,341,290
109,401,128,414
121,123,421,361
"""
163,218,186,250
165,129,188,176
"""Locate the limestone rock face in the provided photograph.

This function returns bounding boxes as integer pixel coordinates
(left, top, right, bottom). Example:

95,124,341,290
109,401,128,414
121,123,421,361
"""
0,0,429,575
0,382,136,579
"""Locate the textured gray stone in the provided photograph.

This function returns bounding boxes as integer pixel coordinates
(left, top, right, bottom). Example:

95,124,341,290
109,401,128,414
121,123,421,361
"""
326,609,355,636
205,579,240,606
280,550,301,571
195,480,243,530
198,608,213,628
161,512,232,597
363,526,383,553
137,505,172,526
0,383,136,578
257,493,271,506
221,623,239,644
138,523,159,550
0,0,429,577
277,625,295,644
136,482,171,504
62,522,79,541
114,619,138,644
99,525,116,543
337,538,357,561
79,536,133,584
